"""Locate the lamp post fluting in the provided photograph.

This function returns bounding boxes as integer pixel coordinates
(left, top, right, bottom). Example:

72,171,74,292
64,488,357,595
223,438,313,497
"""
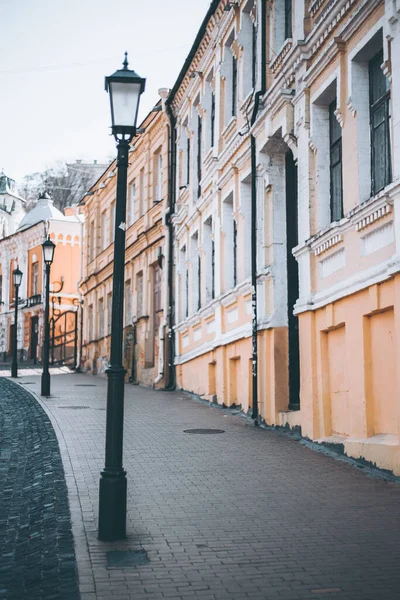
98,53,145,542
11,267,23,378
41,233,56,396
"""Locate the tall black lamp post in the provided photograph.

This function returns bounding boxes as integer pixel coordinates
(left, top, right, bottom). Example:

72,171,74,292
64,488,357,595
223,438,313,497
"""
98,53,145,542
41,235,56,396
11,267,23,378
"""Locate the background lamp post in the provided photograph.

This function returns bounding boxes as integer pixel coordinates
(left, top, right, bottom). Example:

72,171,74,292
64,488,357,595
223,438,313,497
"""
41,234,56,396
98,53,145,542
11,267,23,378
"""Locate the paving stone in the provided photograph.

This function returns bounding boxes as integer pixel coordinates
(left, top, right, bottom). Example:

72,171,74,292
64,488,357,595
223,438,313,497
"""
7,372,400,600
0,378,79,599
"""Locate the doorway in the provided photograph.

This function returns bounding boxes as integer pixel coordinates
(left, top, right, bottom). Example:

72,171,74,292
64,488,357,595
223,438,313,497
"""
9,324,14,357
30,316,39,363
285,150,300,410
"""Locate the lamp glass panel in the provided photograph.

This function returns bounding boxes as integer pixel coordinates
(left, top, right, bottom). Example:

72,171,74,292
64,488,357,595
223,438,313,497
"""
13,270,22,287
109,81,141,128
43,242,55,264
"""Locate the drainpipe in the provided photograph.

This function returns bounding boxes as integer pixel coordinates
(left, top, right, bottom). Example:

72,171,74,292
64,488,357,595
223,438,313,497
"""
165,101,177,390
250,0,266,423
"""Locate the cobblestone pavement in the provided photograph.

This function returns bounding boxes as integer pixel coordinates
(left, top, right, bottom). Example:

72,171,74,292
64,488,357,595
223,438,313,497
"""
10,372,400,600
0,378,79,600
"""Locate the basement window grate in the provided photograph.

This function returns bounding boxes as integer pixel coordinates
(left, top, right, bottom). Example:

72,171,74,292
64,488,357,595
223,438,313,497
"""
184,429,225,434
74,384,97,387
107,549,150,568
57,406,90,410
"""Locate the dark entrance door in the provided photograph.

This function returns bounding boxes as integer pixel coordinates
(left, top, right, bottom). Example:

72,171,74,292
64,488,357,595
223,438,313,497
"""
50,310,78,369
285,150,300,410
30,316,39,363
9,324,14,357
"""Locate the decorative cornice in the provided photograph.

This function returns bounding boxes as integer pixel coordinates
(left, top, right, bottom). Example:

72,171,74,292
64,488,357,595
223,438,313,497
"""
309,0,330,19
308,138,318,154
314,234,343,256
346,96,357,117
270,39,293,74
355,204,392,232
334,108,344,128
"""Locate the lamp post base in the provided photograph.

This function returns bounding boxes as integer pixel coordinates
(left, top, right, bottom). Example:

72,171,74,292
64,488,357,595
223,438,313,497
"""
41,371,51,396
98,470,127,541
11,362,17,378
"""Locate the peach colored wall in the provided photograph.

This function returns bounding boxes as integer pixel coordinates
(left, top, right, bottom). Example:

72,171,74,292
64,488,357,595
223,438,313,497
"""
50,236,80,297
368,309,396,435
299,277,399,472
178,327,290,422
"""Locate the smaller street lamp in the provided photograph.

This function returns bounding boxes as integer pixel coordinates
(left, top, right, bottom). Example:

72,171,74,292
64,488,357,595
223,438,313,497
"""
41,235,56,396
11,267,23,378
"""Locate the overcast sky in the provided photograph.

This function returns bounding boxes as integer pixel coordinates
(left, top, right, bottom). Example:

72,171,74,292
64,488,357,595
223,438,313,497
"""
0,0,211,181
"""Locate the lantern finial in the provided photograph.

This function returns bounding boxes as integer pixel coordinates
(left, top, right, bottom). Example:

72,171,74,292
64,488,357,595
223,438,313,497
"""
123,52,129,70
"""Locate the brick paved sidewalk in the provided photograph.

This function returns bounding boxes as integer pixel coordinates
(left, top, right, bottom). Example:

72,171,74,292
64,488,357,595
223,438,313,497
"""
14,372,400,600
0,378,79,600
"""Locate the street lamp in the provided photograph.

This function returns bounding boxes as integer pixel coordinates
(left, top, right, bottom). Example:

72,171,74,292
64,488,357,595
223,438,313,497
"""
41,234,56,396
98,53,145,542
11,267,23,378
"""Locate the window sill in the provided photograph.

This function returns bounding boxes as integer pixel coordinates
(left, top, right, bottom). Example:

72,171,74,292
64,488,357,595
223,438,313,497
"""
221,116,237,142
270,39,293,74
203,147,216,170
136,314,149,323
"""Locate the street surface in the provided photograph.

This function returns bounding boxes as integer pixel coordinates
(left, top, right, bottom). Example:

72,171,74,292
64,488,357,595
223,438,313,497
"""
1,370,400,599
0,377,79,599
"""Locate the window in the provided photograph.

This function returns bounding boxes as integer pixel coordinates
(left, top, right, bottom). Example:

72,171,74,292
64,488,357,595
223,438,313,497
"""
137,272,144,318
203,218,214,303
223,194,235,291
232,54,237,117
31,262,39,296
197,255,202,310
179,246,188,321
125,280,132,326
102,211,107,250
98,298,104,338
154,266,162,314
197,115,202,198
311,78,341,228
285,0,292,40
153,151,162,203
190,233,199,315
140,168,145,215
186,138,191,185
88,304,93,341
107,292,112,335
211,92,215,148
240,5,257,95
90,220,95,260
233,220,238,287
369,51,391,195
252,23,257,89
240,177,252,278
185,268,189,318
223,32,236,125
211,241,215,300
329,100,343,221
111,204,116,243
129,183,136,225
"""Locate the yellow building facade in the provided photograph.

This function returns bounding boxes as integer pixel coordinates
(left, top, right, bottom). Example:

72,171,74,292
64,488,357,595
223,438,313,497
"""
78,0,400,475
79,104,171,386
168,0,400,475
